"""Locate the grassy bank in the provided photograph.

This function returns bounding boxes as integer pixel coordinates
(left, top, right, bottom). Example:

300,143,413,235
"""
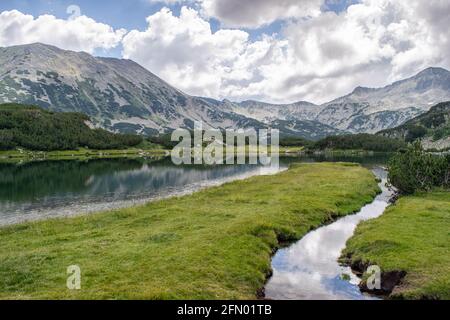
0,163,379,300
0,146,303,164
343,191,450,299
0,147,168,163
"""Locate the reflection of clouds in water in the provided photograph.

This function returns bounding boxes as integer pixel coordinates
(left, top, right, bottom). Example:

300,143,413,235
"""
268,268,369,300
0,161,286,226
81,164,265,202
266,173,393,300
268,269,329,300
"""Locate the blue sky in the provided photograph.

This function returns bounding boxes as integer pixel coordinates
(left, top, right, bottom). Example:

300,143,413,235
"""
0,0,357,29
0,0,358,57
0,0,163,31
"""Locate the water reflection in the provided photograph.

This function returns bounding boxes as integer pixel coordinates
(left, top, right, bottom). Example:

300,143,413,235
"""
0,158,285,225
0,154,392,226
265,168,394,300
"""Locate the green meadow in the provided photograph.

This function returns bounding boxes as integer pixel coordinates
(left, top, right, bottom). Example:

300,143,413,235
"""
343,191,450,299
0,163,379,299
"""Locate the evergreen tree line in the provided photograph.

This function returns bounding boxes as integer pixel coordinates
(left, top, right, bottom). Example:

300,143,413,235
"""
310,133,406,152
388,142,450,194
0,104,142,151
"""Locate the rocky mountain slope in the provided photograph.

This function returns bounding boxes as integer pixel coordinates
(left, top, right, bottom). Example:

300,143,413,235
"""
378,101,450,150
0,43,343,140
231,67,450,134
0,43,266,135
1,43,450,139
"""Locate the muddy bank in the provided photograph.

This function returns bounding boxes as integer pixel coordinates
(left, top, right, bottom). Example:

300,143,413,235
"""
341,256,407,298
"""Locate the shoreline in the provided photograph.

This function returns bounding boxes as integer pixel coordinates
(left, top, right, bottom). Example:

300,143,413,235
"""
0,147,392,164
258,209,370,300
0,166,288,227
339,186,399,300
0,148,169,163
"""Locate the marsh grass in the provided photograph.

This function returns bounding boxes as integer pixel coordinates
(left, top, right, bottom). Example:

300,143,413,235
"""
343,191,450,299
0,163,379,299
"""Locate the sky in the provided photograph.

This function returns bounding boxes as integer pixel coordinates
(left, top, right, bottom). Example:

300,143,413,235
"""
0,0,449,104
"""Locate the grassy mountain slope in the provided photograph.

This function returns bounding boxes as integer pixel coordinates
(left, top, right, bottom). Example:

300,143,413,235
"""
378,101,450,150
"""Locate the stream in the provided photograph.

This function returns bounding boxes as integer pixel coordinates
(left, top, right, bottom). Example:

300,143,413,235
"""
265,167,394,300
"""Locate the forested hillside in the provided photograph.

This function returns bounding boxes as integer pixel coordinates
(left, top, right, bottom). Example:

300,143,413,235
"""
378,101,450,144
0,104,142,151
312,133,406,152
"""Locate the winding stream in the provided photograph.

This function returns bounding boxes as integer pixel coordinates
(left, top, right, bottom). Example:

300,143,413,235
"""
265,167,394,300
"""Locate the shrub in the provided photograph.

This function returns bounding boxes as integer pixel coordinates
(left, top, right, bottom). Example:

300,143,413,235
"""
0,129,17,150
279,136,312,147
405,125,428,142
388,142,450,194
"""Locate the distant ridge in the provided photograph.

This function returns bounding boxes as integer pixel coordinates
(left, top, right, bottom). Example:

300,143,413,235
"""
232,66,450,133
1,43,450,137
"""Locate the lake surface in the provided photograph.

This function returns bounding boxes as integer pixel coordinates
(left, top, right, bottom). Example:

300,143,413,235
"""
264,167,394,300
0,153,392,226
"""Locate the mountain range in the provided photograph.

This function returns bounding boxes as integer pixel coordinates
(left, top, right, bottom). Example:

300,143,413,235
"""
1,43,450,140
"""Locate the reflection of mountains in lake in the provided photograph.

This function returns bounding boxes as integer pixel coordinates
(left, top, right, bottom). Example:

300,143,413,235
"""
0,158,260,203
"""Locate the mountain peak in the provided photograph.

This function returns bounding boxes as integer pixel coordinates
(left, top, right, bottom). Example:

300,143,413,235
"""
415,67,450,78
351,86,374,95
4,42,63,52
2,43,98,60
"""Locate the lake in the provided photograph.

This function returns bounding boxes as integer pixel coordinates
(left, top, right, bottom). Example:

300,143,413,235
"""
0,153,392,226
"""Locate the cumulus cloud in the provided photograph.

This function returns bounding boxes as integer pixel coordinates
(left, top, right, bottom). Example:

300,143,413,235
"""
147,0,189,4
147,0,324,28
121,1,450,104
122,7,254,97
0,10,126,53
278,0,450,98
2,1,449,105
200,0,324,28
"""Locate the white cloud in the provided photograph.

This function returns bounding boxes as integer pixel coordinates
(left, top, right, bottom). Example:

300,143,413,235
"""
0,10,126,53
200,0,324,28
147,0,324,28
122,7,253,98
2,1,449,105
121,1,450,104
147,0,189,4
